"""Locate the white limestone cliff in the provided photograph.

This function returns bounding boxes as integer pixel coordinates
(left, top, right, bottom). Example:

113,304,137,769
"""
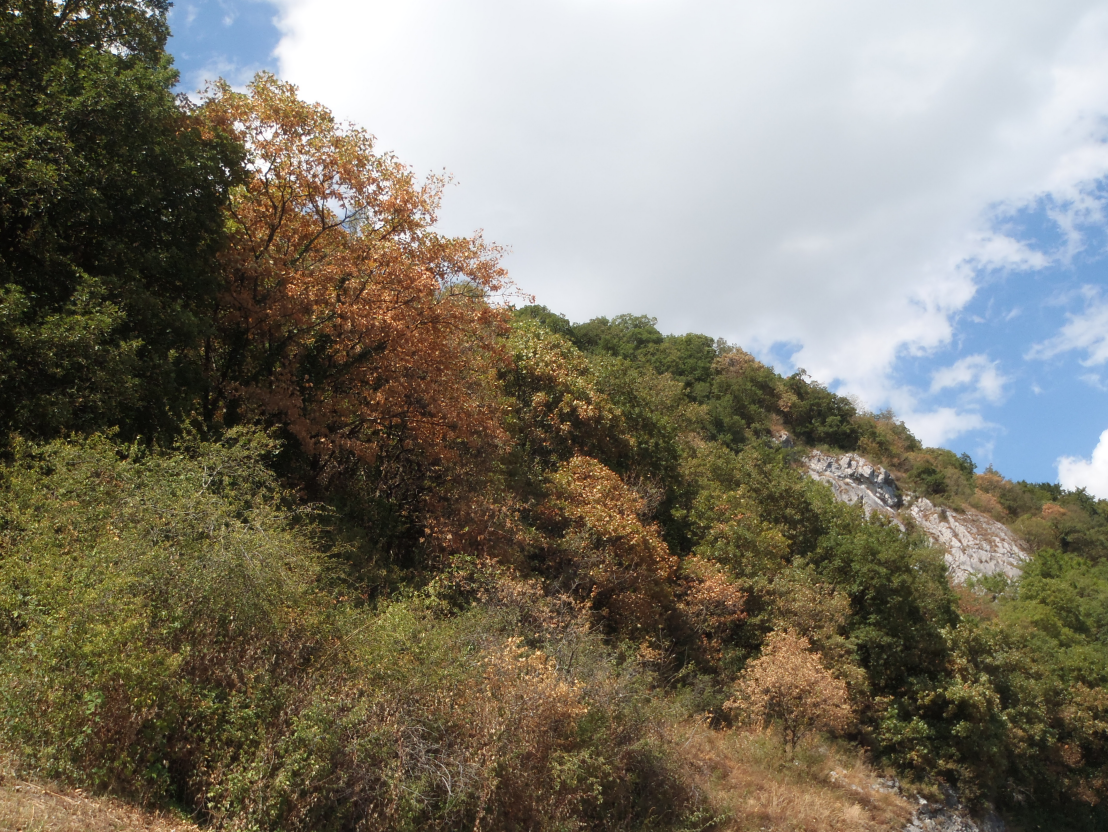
906,497,1027,582
804,450,1029,582
806,450,902,518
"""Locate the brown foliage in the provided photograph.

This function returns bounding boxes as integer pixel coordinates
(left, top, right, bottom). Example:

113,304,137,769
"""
1042,501,1070,522
968,490,1007,523
765,571,869,700
713,348,766,380
543,456,678,634
0,774,199,832
1058,684,1108,806
676,556,748,664
727,630,854,750
234,636,594,832
200,74,510,484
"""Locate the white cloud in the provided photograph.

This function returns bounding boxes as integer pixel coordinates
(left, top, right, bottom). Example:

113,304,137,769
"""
930,354,1010,403
974,438,997,465
1058,428,1108,499
898,406,989,447
1028,286,1108,366
178,56,263,96
271,0,1108,436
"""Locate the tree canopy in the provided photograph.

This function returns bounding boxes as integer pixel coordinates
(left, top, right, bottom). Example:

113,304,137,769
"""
0,0,240,441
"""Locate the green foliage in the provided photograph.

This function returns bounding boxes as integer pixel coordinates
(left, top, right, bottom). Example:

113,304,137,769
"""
856,409,923,464
0,280,143,434
572,313,665,362
704,348,784,447
972,469,1108,561
0,434,710,830
4,21,1107,822
808,500,957,697
681,438,959,708
0,1,241,441
1003,549,1108,671
911,463,951,497
503,318,629,476
513,303,576,341
570,313,720,401
0,431,332,801
780,371,862,450
871,544,1108,824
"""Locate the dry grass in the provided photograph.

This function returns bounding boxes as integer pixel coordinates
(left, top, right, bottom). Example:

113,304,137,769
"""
676,725,915,832
0,766,198,832
0,728,916,832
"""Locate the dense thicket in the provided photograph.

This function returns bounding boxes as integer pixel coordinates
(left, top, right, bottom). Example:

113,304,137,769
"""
0,0,241,440
1,7,1107,830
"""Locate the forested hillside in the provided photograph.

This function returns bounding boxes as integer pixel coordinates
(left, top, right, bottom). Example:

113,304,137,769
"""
2,3,1107,831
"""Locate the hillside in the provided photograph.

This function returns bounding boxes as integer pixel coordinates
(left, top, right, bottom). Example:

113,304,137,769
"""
2,4,1107,831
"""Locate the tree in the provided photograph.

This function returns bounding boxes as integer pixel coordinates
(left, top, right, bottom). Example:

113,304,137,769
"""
199,75,510,498
781,371,861,450
726,630,853,750
541,455,677,634
504,319,627,472
0,0,241,441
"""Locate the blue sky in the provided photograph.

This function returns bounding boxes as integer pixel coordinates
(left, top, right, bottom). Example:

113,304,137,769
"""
169,0,281,92
168,0,1108,494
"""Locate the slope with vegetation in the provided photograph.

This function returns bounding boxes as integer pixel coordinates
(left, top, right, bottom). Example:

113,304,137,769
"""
1,3,1107,831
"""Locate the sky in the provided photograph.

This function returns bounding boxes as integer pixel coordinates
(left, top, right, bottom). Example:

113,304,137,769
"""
169,0,1108,496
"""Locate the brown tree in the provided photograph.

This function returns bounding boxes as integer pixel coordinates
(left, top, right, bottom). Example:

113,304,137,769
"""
199,74,510,489
542,455,677,634
675,556,747,664
726,630,854,750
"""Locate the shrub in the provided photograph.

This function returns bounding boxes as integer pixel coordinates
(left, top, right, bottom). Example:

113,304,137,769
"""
0,431,333,802
540,455,678,635
726,630,854,751
0,433,716,830
675,556,748,665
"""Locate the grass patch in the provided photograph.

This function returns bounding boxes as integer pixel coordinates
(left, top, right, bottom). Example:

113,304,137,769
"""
677,726,914,832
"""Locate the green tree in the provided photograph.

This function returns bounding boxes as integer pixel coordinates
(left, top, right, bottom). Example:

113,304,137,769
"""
781,371,861,450
0,0,241,441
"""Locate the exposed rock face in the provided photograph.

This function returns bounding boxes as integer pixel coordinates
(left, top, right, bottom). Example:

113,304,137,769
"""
771,430,795,448
907,497,1028,582
873,775,1007,832
804,451,1029,582
806,451,902,518
904,801,1006,832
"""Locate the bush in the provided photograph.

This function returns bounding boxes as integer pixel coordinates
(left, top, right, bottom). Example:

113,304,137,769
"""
0,434,711,830
0,430,333,801
539,455,678,635
726,630,854,750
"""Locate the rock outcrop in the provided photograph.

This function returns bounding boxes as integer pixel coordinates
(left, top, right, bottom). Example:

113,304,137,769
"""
906,497,1027,582
867,775,1007,832
804,451,1029,582
806,451,902,519
904,799,1006,832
